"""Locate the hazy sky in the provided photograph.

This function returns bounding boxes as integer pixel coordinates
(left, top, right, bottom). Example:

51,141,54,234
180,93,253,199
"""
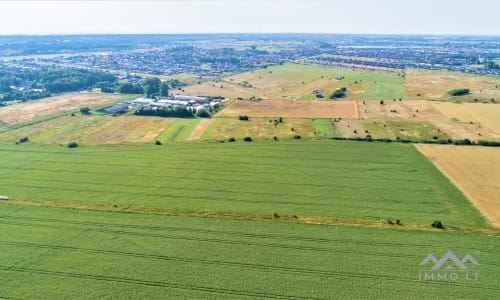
0,0,498,35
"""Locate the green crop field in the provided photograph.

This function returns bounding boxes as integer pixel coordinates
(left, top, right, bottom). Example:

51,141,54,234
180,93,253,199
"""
0,140,487,228
0,204,498,299
155,118,201,142
362,81,405,100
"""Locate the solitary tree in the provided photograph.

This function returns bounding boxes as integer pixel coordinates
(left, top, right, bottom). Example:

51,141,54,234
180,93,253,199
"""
160,81,169,97
144,77,161,97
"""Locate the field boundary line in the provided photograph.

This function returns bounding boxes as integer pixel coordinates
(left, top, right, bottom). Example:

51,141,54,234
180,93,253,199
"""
1,200,498,235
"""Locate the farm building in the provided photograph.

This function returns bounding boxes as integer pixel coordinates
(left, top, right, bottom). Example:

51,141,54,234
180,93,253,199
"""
102,102,130,114
170,94,209,103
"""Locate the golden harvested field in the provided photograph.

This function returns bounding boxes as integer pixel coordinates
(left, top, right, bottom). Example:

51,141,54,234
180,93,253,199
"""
431,102,500,140
416,144,500,228
0,93,125,125
82,115,176,144
404,69,500,101
205,117,315,140
0,115,176,145
216,100,358,119
359,100,497,140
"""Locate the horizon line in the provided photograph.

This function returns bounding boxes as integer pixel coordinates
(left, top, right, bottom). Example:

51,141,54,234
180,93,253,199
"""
0,32,499,37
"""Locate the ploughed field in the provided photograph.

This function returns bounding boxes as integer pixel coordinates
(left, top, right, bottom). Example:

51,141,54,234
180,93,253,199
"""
0,140,488,228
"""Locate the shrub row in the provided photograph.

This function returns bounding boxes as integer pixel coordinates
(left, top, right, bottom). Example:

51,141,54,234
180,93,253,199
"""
330,136,500,147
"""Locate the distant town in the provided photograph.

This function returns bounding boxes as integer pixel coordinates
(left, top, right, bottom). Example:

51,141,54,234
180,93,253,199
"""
0,34,498,104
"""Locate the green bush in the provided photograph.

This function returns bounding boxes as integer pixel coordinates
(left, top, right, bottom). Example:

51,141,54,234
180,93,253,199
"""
454,138,473,145
431,220,445,229
67,142,79,148
16,137,29,144
80,107,90,115
447,88,470,96
477,140,500,147
196,109,211,118
228,137,236,142
329,87,347,99
243,136,253,142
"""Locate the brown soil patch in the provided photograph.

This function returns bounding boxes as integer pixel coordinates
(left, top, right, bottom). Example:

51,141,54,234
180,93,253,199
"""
216,100,358,119
416,144,500,228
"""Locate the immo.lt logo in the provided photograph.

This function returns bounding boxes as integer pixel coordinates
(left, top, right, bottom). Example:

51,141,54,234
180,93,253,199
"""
419,250,480,281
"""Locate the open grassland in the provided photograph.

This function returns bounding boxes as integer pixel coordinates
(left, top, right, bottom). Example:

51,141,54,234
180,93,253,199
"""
404,69,500,102
0,205,498,299
0,115,177,145
216,100,358,119
430,102,500,140
313,119,336,138
345,120,450,141
0,141,488,228
204,117,315,140
362,81,405,100
82,116,177,145
359,100,493,141
181,63,404,101
0,114,109,144
0,93,125,126
156,118,201,143
416,145,500,228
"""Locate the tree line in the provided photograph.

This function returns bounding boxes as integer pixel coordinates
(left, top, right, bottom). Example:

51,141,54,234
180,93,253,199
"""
118,78,186,98
0,68,117,101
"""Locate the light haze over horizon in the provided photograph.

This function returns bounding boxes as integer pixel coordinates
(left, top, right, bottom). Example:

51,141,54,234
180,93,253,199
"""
0,0,498,36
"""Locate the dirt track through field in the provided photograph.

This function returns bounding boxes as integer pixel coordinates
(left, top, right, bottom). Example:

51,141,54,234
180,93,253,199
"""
188,119,212,141
416,144,500,228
